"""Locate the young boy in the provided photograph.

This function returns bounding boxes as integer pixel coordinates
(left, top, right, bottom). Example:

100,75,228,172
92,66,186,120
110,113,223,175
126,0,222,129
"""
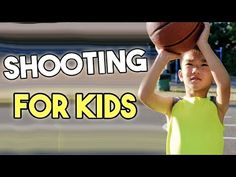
138,22,231,155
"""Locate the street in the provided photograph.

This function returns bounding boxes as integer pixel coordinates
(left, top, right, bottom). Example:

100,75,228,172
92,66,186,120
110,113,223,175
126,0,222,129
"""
0,101,235,154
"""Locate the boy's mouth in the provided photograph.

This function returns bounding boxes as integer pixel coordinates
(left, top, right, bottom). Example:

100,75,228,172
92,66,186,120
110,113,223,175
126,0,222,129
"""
190,76,201,81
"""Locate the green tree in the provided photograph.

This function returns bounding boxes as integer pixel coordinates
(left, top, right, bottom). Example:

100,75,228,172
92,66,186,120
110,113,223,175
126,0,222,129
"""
209,22,236,76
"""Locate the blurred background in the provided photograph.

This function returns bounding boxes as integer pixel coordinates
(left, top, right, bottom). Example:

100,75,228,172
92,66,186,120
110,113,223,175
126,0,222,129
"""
0,22,236,155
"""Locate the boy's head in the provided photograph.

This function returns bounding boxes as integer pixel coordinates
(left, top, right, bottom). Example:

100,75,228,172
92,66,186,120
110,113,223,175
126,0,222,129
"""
178,47,213,92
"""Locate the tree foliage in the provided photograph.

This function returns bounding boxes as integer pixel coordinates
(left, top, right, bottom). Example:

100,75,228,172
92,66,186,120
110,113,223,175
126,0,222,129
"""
209,22,236,76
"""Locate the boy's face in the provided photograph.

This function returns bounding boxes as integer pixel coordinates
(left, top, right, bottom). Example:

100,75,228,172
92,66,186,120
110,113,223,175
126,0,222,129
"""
178,50,213,92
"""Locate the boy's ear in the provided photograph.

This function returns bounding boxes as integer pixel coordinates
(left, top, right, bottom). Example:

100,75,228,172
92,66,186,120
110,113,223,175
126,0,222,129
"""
178,70,183,82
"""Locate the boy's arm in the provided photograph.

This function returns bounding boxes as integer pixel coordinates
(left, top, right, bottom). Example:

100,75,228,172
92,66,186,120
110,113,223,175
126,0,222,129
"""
138,49,180,117
197,22,231,121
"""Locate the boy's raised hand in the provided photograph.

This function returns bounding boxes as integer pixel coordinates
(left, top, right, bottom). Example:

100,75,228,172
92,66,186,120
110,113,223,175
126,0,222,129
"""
155,46,181,62
197,22,211,46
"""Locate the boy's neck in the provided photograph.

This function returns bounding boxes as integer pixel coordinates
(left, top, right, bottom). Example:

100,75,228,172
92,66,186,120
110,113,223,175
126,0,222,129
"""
185,87,208,98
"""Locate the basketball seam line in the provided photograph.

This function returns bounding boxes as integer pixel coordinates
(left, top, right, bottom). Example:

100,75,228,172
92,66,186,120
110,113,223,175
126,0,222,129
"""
150,22,170,36
161,23,201,48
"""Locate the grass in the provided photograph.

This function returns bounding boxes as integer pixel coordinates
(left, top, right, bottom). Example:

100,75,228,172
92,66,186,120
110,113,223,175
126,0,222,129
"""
1,83,236,104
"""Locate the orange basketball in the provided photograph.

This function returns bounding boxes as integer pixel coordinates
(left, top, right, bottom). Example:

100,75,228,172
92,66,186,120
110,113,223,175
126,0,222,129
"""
146,22,204,54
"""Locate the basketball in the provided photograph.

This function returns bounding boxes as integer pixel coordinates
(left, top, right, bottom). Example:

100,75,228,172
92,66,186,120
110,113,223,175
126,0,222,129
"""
146,22,205,54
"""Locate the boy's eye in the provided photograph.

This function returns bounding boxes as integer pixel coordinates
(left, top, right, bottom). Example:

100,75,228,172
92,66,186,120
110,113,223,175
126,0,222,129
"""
202,64,208,67
186,63,193,66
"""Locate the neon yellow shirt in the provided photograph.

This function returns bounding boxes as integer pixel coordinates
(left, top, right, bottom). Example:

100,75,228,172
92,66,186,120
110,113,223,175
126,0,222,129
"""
166,97,224,155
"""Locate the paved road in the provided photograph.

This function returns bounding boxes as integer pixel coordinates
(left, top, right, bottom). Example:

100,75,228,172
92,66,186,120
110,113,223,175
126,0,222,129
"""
0,102,235,155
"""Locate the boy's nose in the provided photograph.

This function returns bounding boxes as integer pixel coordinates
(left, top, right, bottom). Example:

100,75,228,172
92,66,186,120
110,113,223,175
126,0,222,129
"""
192,67,200,74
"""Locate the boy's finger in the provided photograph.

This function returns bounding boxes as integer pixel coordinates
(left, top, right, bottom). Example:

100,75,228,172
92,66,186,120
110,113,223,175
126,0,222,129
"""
155,47,163,55
203,22,210,32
